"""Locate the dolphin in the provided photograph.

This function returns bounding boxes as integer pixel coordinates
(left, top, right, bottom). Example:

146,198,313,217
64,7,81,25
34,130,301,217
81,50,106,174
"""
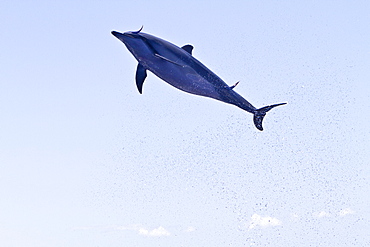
111,27,286,131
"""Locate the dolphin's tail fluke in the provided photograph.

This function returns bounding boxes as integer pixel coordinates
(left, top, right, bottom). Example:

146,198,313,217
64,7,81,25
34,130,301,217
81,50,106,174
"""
253,103,287,131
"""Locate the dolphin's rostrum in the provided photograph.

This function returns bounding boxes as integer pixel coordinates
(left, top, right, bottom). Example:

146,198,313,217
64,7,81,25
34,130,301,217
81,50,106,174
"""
111,27,286,131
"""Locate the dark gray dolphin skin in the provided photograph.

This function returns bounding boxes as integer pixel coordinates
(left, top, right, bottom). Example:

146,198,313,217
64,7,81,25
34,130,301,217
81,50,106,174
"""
111,27,286,131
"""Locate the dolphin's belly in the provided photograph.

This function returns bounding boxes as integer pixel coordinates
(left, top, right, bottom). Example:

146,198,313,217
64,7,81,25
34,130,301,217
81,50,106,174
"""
146,60,224,100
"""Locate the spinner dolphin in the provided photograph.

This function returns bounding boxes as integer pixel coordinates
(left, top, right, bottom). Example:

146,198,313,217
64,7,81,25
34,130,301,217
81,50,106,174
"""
111,27,286,131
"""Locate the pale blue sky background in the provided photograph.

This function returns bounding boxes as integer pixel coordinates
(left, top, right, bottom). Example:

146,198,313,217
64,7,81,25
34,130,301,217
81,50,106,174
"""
1,1,369,246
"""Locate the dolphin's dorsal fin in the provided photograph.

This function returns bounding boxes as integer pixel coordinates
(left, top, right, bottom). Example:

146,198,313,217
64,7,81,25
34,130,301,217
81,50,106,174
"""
136,63,147,94
181,45,193,55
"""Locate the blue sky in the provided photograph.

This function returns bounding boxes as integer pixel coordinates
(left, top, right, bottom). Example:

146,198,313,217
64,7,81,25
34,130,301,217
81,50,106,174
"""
1,1,369,246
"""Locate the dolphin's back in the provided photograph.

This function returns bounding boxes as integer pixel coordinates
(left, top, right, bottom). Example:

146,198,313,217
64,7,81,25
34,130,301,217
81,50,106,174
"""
138,33,229,100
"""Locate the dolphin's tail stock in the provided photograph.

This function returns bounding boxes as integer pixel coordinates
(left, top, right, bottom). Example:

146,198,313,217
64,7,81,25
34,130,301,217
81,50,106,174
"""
253,103,287,131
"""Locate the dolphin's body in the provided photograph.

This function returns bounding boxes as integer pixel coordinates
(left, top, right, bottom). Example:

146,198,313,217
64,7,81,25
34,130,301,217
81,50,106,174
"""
111,27,286,130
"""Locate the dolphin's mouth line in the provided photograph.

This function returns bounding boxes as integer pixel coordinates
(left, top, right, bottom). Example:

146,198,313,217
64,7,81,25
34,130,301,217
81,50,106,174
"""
123,33,136,38
111,31,136,39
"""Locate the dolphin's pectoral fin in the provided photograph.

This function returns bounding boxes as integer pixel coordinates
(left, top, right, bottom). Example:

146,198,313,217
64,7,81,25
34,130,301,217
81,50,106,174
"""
181,45,193,55
154,54,184,67
136,63,147,94
133,25,143,34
